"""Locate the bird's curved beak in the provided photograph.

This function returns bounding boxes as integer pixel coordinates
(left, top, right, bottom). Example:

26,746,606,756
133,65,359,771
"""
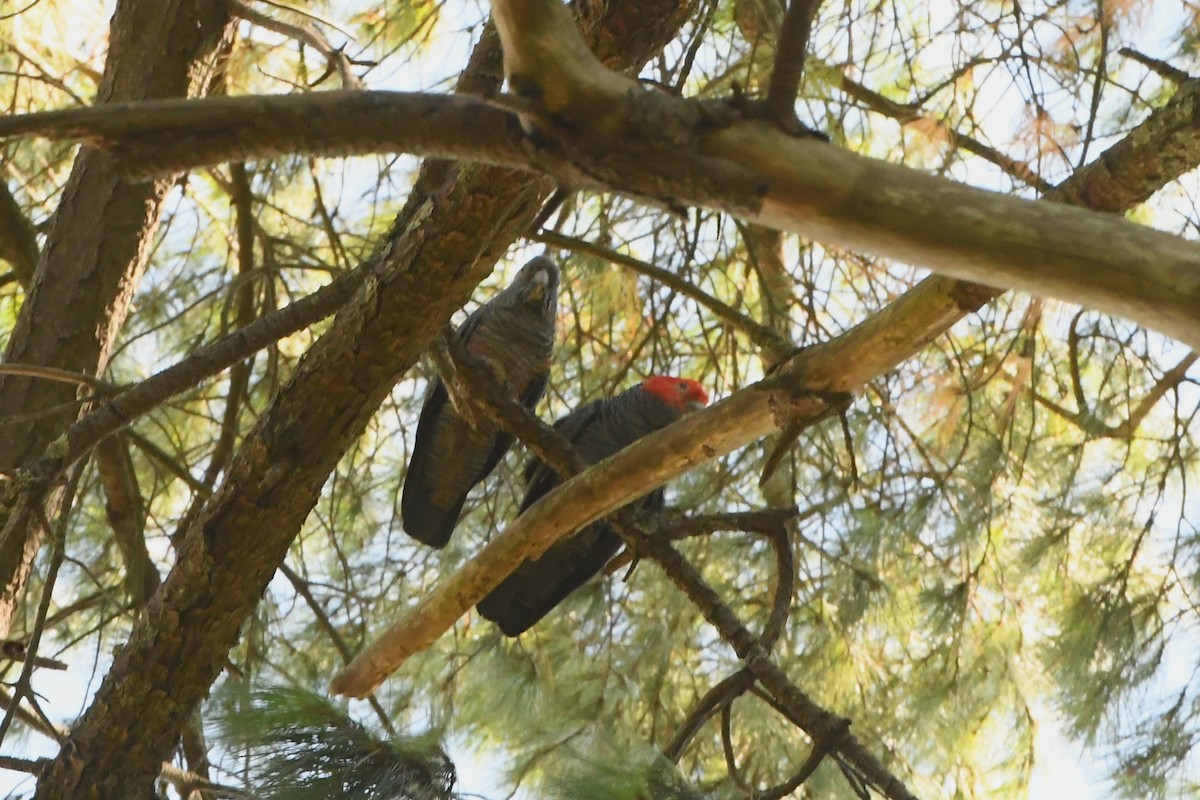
526,268,549,301
685,399,707,413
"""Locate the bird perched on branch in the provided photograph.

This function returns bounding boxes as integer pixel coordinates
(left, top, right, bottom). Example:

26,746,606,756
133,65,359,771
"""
477,376,710,635
401,256,559,548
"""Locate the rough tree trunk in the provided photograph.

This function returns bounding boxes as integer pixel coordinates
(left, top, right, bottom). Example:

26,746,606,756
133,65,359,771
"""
0,0,233,636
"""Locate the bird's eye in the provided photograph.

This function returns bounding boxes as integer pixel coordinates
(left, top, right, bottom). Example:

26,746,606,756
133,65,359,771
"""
678,381,688,391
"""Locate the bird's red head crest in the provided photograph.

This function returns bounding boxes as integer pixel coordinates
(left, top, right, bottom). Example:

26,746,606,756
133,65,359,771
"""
642,376,710,412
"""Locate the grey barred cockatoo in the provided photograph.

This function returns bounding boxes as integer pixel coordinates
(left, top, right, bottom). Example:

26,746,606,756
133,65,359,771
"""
477,376,710,635
401,256,559,548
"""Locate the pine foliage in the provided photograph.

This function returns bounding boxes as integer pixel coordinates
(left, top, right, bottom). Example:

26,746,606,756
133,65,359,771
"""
2,0,1200,799
214,685,456,800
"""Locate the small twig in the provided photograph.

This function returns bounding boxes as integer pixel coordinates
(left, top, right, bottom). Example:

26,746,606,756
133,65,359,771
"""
254,0,355,37
41,591,108,629
49,260,368,478
1033,350,1197,439
124,431,211,497
526,187,572,233
670,0,720,94
834,69,1053,194
1117,47,1191,83
1110,351,1198,438
0,640,67,671
753,723,849,800
720,702,753,792
0,363,116,392
765,0,823,131
0,755,44,775
278,563,395,736
227,0,363,90
659,506,805,539
0,686,68,741
157,761,247,798
663,669,754,762
759,523,794,652
429,329,483,433
0,177,39,287
95,435,159,606
839,410,858,488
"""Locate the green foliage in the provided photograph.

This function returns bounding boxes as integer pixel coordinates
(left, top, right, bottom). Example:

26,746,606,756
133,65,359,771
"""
543,731,709,800
214,684,455,800
4,1,1200,799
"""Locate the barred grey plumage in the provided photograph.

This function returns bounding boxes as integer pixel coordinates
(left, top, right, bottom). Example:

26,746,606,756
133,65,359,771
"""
401,256,559,548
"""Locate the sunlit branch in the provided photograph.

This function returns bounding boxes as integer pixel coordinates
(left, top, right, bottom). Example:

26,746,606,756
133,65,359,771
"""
227,0,363,90
1033,350,1198,438
833,69,1054,194
4,82,1199,347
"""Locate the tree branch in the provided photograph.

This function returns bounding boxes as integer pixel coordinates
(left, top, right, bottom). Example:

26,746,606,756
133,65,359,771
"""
5,80,1200,346
0,178,38,287
764,0,823,129
49,263,366,478
94,436,159,606
227,0,362,90
1033,350,1197,438
1118,47,1191,83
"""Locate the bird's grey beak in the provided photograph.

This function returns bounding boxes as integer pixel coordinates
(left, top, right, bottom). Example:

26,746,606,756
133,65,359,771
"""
527,269,549,300
685,399,707,412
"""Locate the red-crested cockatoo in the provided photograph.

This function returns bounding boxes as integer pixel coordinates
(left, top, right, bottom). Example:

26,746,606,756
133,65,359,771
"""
478,376,710,635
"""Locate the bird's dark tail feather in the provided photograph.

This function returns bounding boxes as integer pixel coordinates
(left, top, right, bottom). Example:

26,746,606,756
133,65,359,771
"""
400,484,465,549
477,525,622,635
